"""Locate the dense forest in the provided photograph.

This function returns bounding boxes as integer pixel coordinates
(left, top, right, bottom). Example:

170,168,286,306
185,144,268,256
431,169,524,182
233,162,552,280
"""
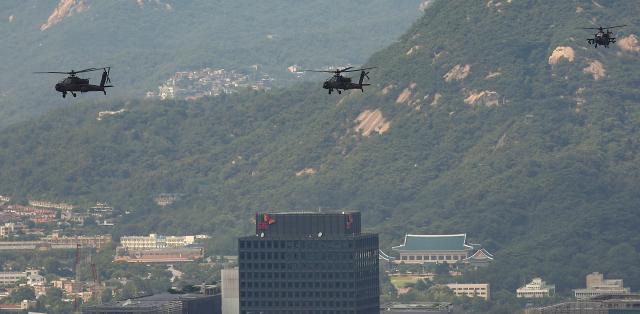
1,1,640,310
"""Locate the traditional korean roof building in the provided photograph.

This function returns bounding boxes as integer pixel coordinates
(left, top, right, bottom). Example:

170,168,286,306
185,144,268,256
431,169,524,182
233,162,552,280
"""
464,248,494,268
392,234,475,264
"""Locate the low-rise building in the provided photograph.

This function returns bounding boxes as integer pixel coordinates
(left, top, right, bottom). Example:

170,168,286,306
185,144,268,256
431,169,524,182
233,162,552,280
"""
0,269,42,286
52,279,83,294
447,283,490,300
517,278,555,298
42,233,112,250
114,247,204,263
392,234,474,264
82,293,221,314
120,234,198,250
0,222,26,238
381,302,453,313
28,200,74,210
221,267,239,314
574,272,631,300
525,294,640,314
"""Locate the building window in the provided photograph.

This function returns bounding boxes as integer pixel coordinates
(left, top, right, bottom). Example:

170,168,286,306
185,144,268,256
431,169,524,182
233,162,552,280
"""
409,256,415,260
401,256,408,260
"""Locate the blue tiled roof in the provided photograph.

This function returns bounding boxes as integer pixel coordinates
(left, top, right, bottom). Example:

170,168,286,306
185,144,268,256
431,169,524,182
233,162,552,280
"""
392,234,471,251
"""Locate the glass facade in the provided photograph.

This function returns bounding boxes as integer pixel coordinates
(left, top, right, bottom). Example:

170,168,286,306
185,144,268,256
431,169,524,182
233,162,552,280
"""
238,212,379,314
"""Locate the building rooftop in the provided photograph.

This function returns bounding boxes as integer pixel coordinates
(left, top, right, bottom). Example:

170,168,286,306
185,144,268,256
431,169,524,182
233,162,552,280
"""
85,293,215,309
392,234,473,251
252,211,362,237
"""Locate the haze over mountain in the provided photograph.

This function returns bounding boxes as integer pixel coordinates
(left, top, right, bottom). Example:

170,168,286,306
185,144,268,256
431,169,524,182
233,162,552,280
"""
0,0,423,126
2,0,640,296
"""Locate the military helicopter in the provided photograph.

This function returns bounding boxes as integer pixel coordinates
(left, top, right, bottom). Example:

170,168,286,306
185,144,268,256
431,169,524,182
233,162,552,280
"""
305,66,375,94
34,67,113,98
583,25,626,48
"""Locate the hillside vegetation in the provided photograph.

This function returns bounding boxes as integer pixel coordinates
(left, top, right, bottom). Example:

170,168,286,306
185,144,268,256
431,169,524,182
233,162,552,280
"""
1,0,640,301
0,0,422,125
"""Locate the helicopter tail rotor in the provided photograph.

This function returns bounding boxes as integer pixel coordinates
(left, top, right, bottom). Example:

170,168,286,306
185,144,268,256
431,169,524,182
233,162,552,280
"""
99,67,112,87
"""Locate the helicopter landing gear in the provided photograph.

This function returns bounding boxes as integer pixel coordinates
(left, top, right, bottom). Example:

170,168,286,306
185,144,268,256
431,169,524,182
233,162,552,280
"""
71,92,77,97
337,90,342,94
328,89,332,94
62,92,67,98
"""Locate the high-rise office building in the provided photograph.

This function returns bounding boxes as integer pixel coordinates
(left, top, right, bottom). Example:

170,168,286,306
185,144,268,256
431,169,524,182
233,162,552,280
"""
238,212,379,314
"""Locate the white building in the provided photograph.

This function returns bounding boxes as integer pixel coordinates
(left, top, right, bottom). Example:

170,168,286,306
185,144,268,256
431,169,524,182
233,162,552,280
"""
447,283,490,300
517,278,555,298
574,272,631,300
0,269,42,286
221,267,239,314
120,234,198,250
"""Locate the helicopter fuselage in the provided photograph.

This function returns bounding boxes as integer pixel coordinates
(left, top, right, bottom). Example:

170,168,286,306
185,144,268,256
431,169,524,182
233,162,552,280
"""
52,72,112,98
586,27,621,48
323,73,370,94
36,67,113,98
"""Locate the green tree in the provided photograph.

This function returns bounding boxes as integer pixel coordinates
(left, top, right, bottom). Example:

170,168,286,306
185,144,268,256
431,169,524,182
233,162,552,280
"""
5,286,35,303
101,288,113,303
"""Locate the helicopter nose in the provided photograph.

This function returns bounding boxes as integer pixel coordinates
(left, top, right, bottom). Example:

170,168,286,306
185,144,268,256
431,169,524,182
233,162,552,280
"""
322,82,329,89
55,84,63,92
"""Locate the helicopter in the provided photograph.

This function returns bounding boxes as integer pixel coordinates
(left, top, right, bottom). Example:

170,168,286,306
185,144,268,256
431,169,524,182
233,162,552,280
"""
305,66,375,94
34,67,113,98
583,25,626,48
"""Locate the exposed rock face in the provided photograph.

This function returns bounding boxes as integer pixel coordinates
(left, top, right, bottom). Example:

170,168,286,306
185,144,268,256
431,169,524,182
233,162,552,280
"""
97,109,127,121
295,168,317,177
464,90,501,108
395,83,417,104
396,88,412,104
406,45,422,56
443,64,471,82
354,110,391,136
430,93,442,107
41,0,87,31
583,60,605,80
380,85,395,96
548,46,575,65
137,0,172,10
485,71,501,79
419,0,436,11
617,34,640,52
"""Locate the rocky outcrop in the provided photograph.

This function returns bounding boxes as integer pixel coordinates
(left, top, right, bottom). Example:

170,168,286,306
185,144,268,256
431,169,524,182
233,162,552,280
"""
41,0,87,31
464,90,501,108
295,168,317,177
443,64,471,82
548,46,575,65
354,110,391,136
583,60,605,80
617,34,640,52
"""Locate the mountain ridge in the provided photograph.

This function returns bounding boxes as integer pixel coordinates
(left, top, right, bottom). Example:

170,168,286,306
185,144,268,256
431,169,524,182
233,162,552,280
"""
1,0,640,297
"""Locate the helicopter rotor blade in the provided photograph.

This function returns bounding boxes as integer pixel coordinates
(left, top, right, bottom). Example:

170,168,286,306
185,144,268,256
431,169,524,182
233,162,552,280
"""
74,68,101,74
605,25,627,29
303,69,339,73
34,71,73,74
340,66,377,73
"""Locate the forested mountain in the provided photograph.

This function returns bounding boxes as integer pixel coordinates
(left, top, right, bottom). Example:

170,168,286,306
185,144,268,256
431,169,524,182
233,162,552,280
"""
2,0,640,298
0,0,422,126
